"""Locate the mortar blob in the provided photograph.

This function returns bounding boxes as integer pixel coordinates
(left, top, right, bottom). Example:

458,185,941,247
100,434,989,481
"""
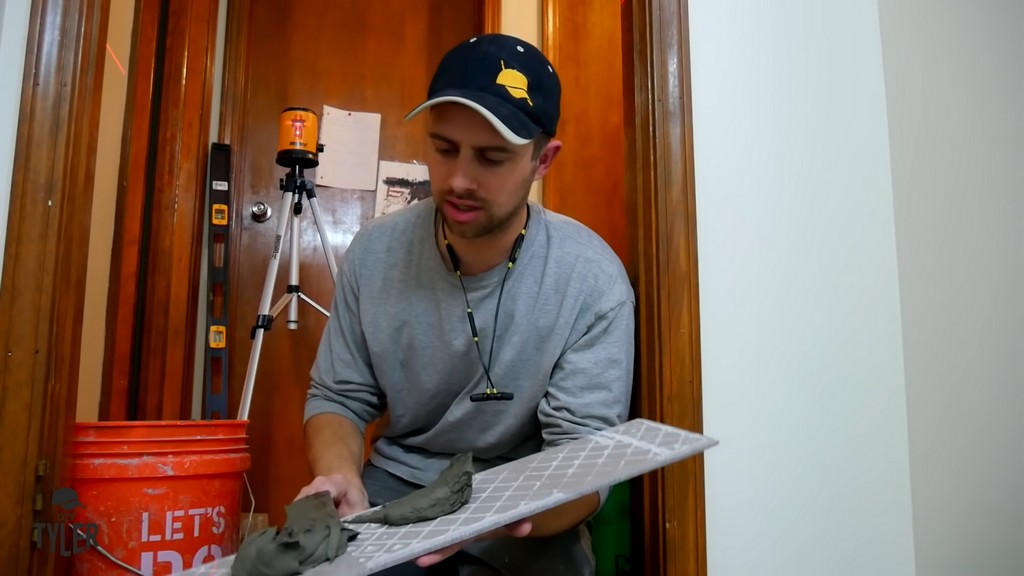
345,453,474,526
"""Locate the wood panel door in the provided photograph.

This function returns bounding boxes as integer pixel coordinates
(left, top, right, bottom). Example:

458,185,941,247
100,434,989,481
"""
218,0,492,525
542,0,631,279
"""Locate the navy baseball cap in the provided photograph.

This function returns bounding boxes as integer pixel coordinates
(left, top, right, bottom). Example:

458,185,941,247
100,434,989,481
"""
405,34,561,145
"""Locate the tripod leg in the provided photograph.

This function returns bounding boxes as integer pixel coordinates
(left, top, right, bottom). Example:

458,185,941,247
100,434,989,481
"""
287,199,301,329
297,292,331,317
305,190,339,283
239,189,296,421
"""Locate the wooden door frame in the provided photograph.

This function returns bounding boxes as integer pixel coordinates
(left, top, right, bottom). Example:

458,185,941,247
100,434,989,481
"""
101,0,223,421
625,1,707,574
0,0,109,573
542,0,705,574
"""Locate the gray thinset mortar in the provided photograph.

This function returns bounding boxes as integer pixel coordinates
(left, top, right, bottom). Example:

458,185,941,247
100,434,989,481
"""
345,453,474,526
231,491,359,576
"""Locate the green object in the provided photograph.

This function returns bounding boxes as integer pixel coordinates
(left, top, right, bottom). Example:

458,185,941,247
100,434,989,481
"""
590,482,633,576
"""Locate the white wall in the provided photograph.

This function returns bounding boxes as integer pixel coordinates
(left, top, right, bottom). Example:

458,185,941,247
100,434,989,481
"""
0,0,31,286
878,1,1024,574
690,1,917,575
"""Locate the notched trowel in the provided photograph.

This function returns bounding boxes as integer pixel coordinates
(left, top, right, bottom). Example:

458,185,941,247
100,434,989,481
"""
344,453,474,526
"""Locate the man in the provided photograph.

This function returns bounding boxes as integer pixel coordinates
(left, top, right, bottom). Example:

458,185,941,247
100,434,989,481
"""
297,33,635,575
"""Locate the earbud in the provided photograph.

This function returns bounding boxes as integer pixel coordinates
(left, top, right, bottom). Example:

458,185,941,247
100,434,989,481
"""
470,391,515,402
444,241,461,273
508,231,526,267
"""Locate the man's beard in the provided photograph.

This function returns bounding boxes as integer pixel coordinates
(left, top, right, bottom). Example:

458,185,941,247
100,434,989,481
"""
439,173,533,240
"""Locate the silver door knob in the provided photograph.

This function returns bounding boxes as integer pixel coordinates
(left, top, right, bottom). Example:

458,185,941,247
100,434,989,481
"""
250,201,271,223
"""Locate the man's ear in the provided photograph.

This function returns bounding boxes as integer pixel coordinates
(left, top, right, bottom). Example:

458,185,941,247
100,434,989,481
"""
532,140,563,181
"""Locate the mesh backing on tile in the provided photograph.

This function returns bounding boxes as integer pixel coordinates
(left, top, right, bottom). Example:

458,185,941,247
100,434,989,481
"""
176,418,718,576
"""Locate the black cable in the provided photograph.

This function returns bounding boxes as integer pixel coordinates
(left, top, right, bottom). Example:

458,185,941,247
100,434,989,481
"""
439,208,529,402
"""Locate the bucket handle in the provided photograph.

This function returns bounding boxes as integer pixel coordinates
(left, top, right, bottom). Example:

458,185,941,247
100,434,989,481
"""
70,524,145,575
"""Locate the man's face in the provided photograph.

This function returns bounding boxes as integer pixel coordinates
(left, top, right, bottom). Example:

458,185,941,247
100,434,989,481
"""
425,103,558,240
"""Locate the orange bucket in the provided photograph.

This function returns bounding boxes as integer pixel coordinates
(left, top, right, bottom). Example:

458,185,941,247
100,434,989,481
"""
69,420,251,575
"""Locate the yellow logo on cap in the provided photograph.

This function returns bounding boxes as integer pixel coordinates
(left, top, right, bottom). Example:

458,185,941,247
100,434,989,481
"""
495,60,533,106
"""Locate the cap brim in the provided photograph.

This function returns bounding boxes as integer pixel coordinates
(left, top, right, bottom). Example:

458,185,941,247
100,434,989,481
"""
405,92,539,146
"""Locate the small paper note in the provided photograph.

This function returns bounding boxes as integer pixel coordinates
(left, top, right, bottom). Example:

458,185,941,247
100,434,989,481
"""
316,106,382,190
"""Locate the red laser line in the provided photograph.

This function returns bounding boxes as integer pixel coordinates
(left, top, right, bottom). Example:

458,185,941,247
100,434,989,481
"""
106,43,126,76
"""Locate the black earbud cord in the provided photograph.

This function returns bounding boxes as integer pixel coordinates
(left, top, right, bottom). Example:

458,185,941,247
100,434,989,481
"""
438,208,529,402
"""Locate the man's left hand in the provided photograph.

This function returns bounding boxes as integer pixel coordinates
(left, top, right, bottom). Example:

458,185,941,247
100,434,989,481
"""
414,519,533,567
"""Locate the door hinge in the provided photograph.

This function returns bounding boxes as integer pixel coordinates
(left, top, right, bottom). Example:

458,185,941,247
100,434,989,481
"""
33,459,48,511
31,459,49,546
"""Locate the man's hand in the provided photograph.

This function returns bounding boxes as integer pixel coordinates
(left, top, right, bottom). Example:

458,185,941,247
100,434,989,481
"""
414,519,533,567
294,473,370,518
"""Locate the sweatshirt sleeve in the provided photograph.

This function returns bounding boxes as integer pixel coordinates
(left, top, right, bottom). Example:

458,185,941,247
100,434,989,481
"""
537,288,636,450
304,232,386,435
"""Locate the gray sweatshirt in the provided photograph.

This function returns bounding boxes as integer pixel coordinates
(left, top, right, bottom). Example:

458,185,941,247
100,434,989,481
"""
305,199,635,488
